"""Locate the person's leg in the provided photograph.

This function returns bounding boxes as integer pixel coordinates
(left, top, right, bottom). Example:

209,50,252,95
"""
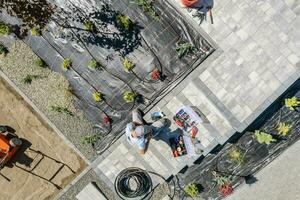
132,109,144,125
151,118,167,137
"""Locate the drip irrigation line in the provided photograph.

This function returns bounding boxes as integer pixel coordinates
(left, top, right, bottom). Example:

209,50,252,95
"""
45,19,136,112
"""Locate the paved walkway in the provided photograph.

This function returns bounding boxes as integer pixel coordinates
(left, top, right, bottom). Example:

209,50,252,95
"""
94,0,300,193
226,140,300,200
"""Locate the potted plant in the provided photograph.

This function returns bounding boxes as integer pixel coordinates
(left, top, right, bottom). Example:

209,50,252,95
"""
181,0,199,8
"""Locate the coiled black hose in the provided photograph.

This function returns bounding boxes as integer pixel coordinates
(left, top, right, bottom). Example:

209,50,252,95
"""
114,167,153,200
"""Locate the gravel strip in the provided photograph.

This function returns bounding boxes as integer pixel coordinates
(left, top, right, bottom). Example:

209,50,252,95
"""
0,41,97,160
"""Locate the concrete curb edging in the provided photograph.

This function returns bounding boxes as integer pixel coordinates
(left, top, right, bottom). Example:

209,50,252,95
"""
0,70,91,165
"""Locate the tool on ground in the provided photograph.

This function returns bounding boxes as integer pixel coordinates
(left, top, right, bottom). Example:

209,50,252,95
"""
0,126,22,170
208,7,214,24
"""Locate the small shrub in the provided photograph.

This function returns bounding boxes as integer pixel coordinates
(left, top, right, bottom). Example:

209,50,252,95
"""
116,14,132,30
123,58,135,72
0,43,8,55
23,74,42,84
88,59,99,69
228,148,243,164
35,58,46,68
50,106,73,116
176,42,195,58
254,130,276,145
0,21,11,35
92,91,102,102
31,27,41,36
219,184,233,197
83,134,101,145
276,122,291,136
84,21,95,32
61,58,72,70
284,97,300,110
123,91,136,103
184,183,198,197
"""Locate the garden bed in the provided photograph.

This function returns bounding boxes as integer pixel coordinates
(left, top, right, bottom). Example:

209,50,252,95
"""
0,0,214,154
175,80,300,199
0,41,97,160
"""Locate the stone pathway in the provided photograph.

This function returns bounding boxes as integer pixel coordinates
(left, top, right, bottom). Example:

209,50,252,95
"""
94,0,300,194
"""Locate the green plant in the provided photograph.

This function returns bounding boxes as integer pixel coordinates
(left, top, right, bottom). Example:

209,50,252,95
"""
83,134,101,145
254,130,276,145
284,97,300,110
277,122,291,136
131,0,159,19
88,59,99,69
0,43,8,55
184,183,199,197
23,74,42,84
123,58,135,72
123,91,136,103
35,58,46,68
116,14,132,30
213,171,230,186
228,148,243,163
50,106,73,116
84,21,95,32
31,27,41,36
92,91,102,102
0,21,11,35
176,42,195,58
61,58,72,70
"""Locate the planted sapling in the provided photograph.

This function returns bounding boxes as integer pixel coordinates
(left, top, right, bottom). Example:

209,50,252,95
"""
123,91,136,103
0,21,11,35
284,97,300,110
92,91,102,102
23,74,42,84
116,14,132,30
84,21,95,32
88,59,100,69
0,43,8,55
276,122,291,136
176,42,195,58
50,106,73,116
131,0,160,20
31,27,41,36
254,130,276,145
35,58,46,68
83,134,101,145
123,58,135,72
61,58,72,70
228,148,243,164
184,183,199,197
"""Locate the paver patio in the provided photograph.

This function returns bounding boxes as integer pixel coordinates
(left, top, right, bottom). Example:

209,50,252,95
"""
92,0,300,194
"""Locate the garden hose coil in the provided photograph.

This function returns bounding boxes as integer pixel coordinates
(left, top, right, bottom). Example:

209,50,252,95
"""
114,167,153,200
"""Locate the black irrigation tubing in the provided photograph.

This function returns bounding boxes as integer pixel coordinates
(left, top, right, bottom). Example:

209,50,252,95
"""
47,18,136,111
139,30,174,82
71,91,113,135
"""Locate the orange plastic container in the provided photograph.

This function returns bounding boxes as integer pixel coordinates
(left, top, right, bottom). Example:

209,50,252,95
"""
181,0,199,7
